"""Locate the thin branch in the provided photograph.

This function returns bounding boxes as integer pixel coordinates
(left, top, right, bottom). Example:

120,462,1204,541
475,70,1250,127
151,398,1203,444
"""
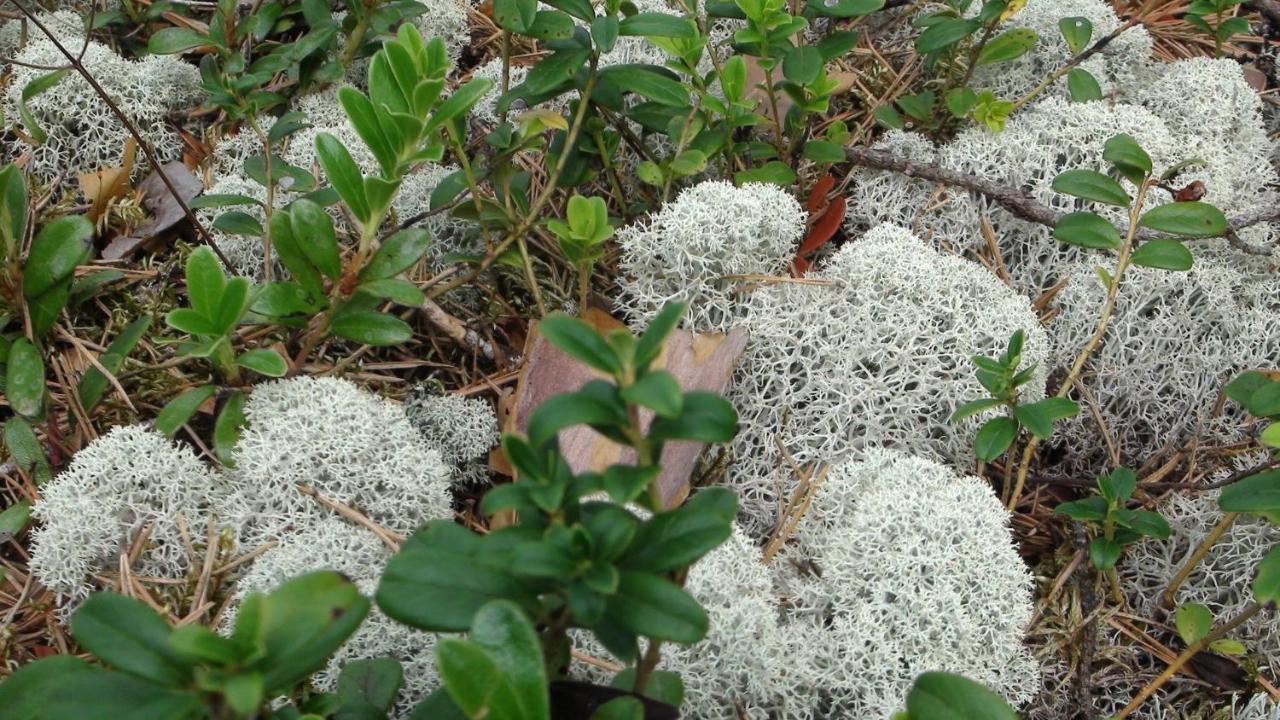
9,0,234,270
844,146,1280,254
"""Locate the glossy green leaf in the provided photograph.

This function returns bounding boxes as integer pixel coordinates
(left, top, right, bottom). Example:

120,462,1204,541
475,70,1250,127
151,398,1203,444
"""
1054,212,1121,250
1130,238,1193,271
4,417,51,483
330,311,414,346
605,571,708,645
168,624,239,666
316,132,371,223
1138,201,1227,237
428,77,495,134
593,697,645,720
1058,16,1093,53
23,215,92,299
359,278,425,307
1254,544,1280,605
184,246,226,320
621,487,736,572
733,161,797,186
1067,68,1103,102
634,301,684,370
620,370,683,419
148,26,211,53
904,671,1018,719
539,313,621,375
436,639,502,718
915,18,980,54
973,416,1018,462
949,398,1003,422
361,228,432,281
494,0,537,32
600,65,689,107
1051,170,1130,207
810,0,882,18
1218,469,1280,513
154,384,217,437
79,315,152,411
213,277,251,334
1103,133,1152,180
1055,496,1108,522
618,12,696,38
782,45,823,85
976,28,1038,66
290,199,342,280
212,211,263,237
251,571,371,692
1089,536,1123,570
5,339,44,418
649,391,738,444
468,601,549,720
1013,397,1079,439
71,593,191,686
1097,467,1136,504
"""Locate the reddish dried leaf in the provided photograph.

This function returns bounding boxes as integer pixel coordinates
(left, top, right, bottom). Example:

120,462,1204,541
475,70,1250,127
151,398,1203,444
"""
797,193,846,258
805,174,836,214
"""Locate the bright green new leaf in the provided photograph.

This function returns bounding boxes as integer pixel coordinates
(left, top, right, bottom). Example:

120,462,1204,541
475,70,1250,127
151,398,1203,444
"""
1254,544,1280,605
1013,397,1079,439
973,416,1018,462
1175,602,1213,645
976,28,1038,66
1089,536,1123,570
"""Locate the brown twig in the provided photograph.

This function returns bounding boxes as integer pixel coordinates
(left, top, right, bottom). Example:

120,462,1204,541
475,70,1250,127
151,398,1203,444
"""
843,146,1279,254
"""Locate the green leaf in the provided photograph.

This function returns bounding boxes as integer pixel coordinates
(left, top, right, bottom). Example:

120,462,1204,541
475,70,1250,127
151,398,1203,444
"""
620,370,683,419
183,246,226,320
634,302,684,371
599,65,689,107
1209,638,1247,655
5,339,44,419
154,384,217,437
1054,212,1121,250
1130,238,1193,271
290,199,342,280
315,133,370,223
1013,397,1078,439
523,48,591,95
79,316,152,411
428,77,495,134
0,163,27,256
43,669,203,719
1097,467,1136,503
873,104,905,129
468,601,549,720
330,311,414,346
214,391,247,466
1054,496,1108,522
71,593,191,685
1058,16,1093,53
904,671,1018,720
247,571,370,693
649,391,738,444
1138,201,1227,237
802,140,845,164
542,0,595,21
593,697,645,720
733,161,797,186
436,639,502,718
23,215,92,299
168,624,239,666
213,277,251,334
528,10,576,40
1261,421,1280,449
212,210,263,237
0,500,31,538
621,487,736,572
817,30,861,59
539,313,621,375
166,308,218,336
1051,170,1130,207
915,18,980,54
976,28,1038,66
610,669,684,707
4,417,51,484
360,228,432,281
1219,469,1280,513
1089,536,1123,570
592,16,620,52
338,658,405,714
1115,508,1170,539
605,571,708,645
148,27,211,53
494,0,537,32
945,87,978,118
18,69,69,145
0,656,100,720
973,416,1018,462
1255,544,1280,605
810,0,882,17
359,278,425,307
1103,133,1152,181
1067,68,1103,102
236,349,287,378
670,149,708,176
782,45,823,85
949,398,1003,422
378,522,542,631
189,194,264,210
618,12,696,38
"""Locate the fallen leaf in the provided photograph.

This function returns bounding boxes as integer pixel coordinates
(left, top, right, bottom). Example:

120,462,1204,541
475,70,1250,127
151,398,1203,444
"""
103,162,203,260
794,175,846,275
510,308,748,508
78,137,137,225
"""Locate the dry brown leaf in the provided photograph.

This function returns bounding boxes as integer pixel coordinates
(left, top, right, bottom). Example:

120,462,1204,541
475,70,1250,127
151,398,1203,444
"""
78,137,137,225
103,162,203,260
510,308,748,508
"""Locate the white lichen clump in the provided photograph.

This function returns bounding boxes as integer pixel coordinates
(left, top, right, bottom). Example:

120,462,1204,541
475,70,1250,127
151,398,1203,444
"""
404,389,499,466
391,163,483,267
1047,255,1280,471
29,425,225,606
616,180,805,332
220,376,453,547
195,173,277,279
969,0,1154,102
2,30,201,184
723,225,1048,534
229,519,439,714
409,0,472,63
776,450,1037,717
1122,484,1280,677
286,87,380,177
